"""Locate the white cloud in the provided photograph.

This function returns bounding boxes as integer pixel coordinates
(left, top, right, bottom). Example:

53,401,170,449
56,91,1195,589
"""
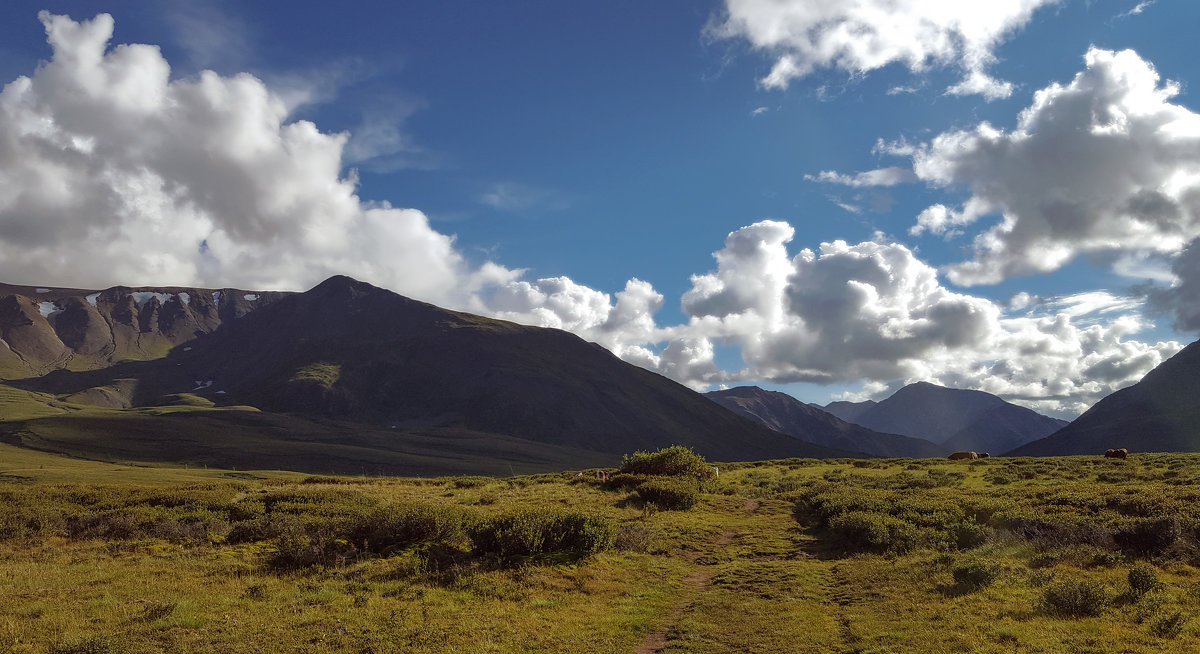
806,167,917,187
898,48,1200,286
657,222,1179,415
708,0,1060,98
480,182,569,212
0,12,518,306
1118,1,1156,19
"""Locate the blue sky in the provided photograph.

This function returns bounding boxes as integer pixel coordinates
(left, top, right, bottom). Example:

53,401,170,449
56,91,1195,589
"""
0,1,1197,416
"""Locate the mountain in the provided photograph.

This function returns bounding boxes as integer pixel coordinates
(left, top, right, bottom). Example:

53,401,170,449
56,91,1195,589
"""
7,276,850,471
1011,340,1200,456
707,386,942,458
822,399,878,424
823,382,1068,454
0,282,286,378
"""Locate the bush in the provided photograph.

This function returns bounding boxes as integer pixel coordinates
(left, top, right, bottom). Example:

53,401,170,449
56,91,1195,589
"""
953,560,1001,591
1039,578,1108,617
952,521,990,549
1129,563,1163,598
826,510,917,554
614,523,651,552
635,478,700,510
469,510,614,561
620,446,714,479
1114,517,1181,554
1151,610,1187,639
342,503,468,554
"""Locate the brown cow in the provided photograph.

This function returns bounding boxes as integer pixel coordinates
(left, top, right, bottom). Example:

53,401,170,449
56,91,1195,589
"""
1104,448,1128,460
948,451,978,460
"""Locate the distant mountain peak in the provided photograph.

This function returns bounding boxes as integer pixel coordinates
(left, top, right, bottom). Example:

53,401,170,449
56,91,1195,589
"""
707,385,942,458
823,381,1065,453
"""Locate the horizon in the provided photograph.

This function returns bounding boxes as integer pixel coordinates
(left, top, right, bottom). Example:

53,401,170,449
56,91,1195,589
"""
2,1,1198,418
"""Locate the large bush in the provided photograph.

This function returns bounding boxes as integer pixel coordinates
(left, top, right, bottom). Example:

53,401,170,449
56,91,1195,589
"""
635,478,700,510
952,559,1001,591
826,510,918,554
1113,517,1181,555
468,510,614,561
1038,578,1108,617
620,446,714,479
341,503,468,553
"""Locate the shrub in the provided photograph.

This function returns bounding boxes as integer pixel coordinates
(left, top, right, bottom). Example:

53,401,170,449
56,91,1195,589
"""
619,446,714,479
1129,563,1163,598
227,515,297,544
614,523,651,552
1114,517,1181,554
342,503,468,554
469,510,614,561
1151,610,1187,639
952,521,990,549
635,478,700,510
1039,578,1108,617
826,510,917,554
953,560,1001,591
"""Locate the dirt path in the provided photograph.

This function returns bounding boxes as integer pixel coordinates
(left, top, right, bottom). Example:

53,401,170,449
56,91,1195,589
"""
632,528,736,654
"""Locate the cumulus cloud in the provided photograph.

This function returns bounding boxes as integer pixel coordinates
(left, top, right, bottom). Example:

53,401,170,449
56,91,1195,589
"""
0,12,518,305
708,0,1059,98
1143,238,1200,331
896,47,1200,286
660,222,1179,415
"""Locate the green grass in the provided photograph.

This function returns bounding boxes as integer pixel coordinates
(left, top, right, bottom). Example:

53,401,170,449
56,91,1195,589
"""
5,450,1200,651
288,362,341,388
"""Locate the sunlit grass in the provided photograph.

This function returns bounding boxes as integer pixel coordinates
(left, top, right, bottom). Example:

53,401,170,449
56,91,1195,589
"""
4,449,1200,651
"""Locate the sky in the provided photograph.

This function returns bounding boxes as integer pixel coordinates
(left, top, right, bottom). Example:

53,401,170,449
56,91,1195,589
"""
1,0,1198,417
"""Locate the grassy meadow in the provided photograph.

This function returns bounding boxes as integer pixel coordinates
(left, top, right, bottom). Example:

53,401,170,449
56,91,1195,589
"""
5,447,1200,652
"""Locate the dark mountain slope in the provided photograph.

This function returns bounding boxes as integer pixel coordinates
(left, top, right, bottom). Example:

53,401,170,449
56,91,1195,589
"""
825,382,1067,453
23,276,849,463
707,386,941,458
1011,340,1200,456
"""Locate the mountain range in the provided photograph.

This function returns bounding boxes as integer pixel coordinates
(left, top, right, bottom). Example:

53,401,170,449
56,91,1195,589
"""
5,275,1200,470
0,276,849,475
822,382,1068,455
706,386,943,458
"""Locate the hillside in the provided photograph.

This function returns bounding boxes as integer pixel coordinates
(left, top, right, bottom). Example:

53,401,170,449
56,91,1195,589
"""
0,282,286,378
8,276,849,469
707,386,940,458
1011,339,1200,456
823,382,1067,454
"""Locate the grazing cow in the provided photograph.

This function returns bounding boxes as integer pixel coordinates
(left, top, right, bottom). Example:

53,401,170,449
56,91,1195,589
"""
978,452,990,458
948,451,978,460
593,470,611,481
1104,448,1128,460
